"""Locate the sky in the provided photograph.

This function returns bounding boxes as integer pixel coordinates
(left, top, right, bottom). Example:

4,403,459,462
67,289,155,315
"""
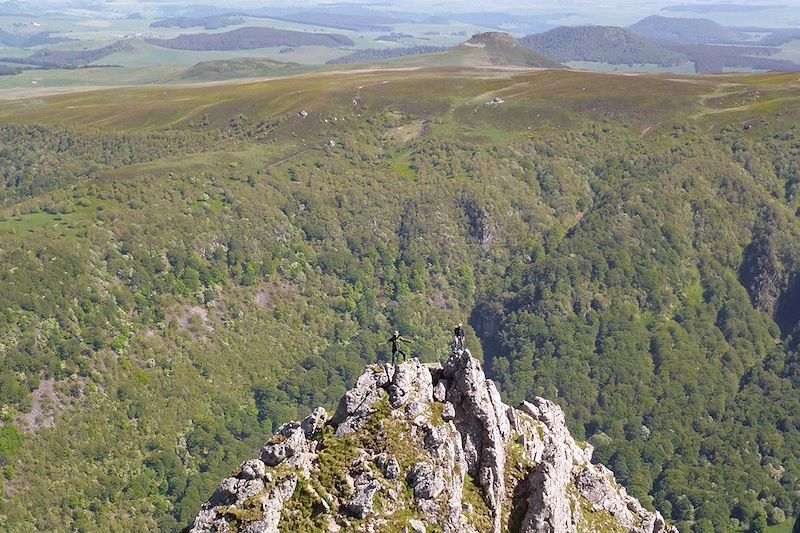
9,0,799,8
4,0,799,27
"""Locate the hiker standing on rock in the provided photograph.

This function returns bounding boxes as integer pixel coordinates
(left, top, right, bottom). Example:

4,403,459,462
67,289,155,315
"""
454,323,465,351
387,330,413,365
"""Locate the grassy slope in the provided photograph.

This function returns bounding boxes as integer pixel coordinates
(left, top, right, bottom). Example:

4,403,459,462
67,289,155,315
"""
766,518,796,532
0,68,799,532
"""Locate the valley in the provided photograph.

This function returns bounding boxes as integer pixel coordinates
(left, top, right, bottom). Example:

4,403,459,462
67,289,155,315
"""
0,63,798,532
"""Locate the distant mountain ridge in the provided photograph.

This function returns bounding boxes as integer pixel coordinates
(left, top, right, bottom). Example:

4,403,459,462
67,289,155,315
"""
146,27,354,51
151,15,245,31
520,26,690,66
628,15,744,43
0,0,35,15
0,28,72,48
330,33,564,69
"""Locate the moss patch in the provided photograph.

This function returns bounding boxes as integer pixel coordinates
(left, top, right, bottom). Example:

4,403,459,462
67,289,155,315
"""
430,402,445,427
280,476,331,531
505,436,537,533
463,473,494,532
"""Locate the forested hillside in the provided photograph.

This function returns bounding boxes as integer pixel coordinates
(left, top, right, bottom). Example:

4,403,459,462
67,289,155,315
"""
0,42,132,69
520,26,689,66
146,27,353,51
628,15,744,43
0,68,798,533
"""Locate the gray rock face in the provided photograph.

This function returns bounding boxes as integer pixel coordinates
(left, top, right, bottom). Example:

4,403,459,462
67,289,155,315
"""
301,406,328,436
240,459,266,480
191,474,297,533
388,357,434,408
385,457,401,480
409,518,427,533
190,408,326,533
242,475,298,533
443,349,511,533
191,350,676,533
259,423,305,466
331,365,389,436
433,380,448,402
409,462,446,500
348,479,380,519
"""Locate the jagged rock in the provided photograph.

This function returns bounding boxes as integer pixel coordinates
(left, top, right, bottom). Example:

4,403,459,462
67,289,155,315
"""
385,457,400,480
355,471,374,488
374,452,389,470
191,349,676,533
409,462,445,500
259,422,306,466
240,459,266,480
406,400,427,420
576,465,671,533
331,365,389,436
443,349,510,533
301,406,328,437
519,433,573,533
389,357,433,408
442,401,455,421
433,380,448,402
325,515,342,532
409,518,427,533
348,480,380,519
191,474,296,533
241,475,297,533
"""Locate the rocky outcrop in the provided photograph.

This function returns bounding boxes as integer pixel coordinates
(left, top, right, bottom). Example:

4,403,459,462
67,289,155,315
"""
190,349,676,533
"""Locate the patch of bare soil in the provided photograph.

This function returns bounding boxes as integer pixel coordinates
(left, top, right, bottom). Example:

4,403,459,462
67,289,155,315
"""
178,305,214,332
17,377,62,433
254,282,294,310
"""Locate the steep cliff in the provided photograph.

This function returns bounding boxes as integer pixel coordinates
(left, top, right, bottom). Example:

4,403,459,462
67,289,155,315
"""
190,350,675,533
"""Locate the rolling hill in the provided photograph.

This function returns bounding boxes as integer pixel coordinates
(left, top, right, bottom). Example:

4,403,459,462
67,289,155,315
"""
520,26,690,66
326,46,449,65
0,0,35,15
628,15,744,43
0,66,798,533
324,33,563,70
150,15,245,31
178,58,309,82
0,29,72,48
454,32,563,68
0,42,132,68
146,27,354,51
267,11,399,32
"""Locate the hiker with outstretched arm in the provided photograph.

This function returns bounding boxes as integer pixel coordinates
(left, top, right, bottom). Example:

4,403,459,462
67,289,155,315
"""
387,330,413,366
454,322,465,351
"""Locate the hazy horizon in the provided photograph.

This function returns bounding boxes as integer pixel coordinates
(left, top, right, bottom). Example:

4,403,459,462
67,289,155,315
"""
4,0,798,27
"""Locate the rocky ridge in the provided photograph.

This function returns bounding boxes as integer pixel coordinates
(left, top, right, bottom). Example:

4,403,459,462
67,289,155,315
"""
190,349,676,533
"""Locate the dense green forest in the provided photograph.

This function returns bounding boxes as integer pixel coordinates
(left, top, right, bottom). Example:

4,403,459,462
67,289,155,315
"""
145,27,353,51
0,42,132,69
0,68,798,532
519,26,689,66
